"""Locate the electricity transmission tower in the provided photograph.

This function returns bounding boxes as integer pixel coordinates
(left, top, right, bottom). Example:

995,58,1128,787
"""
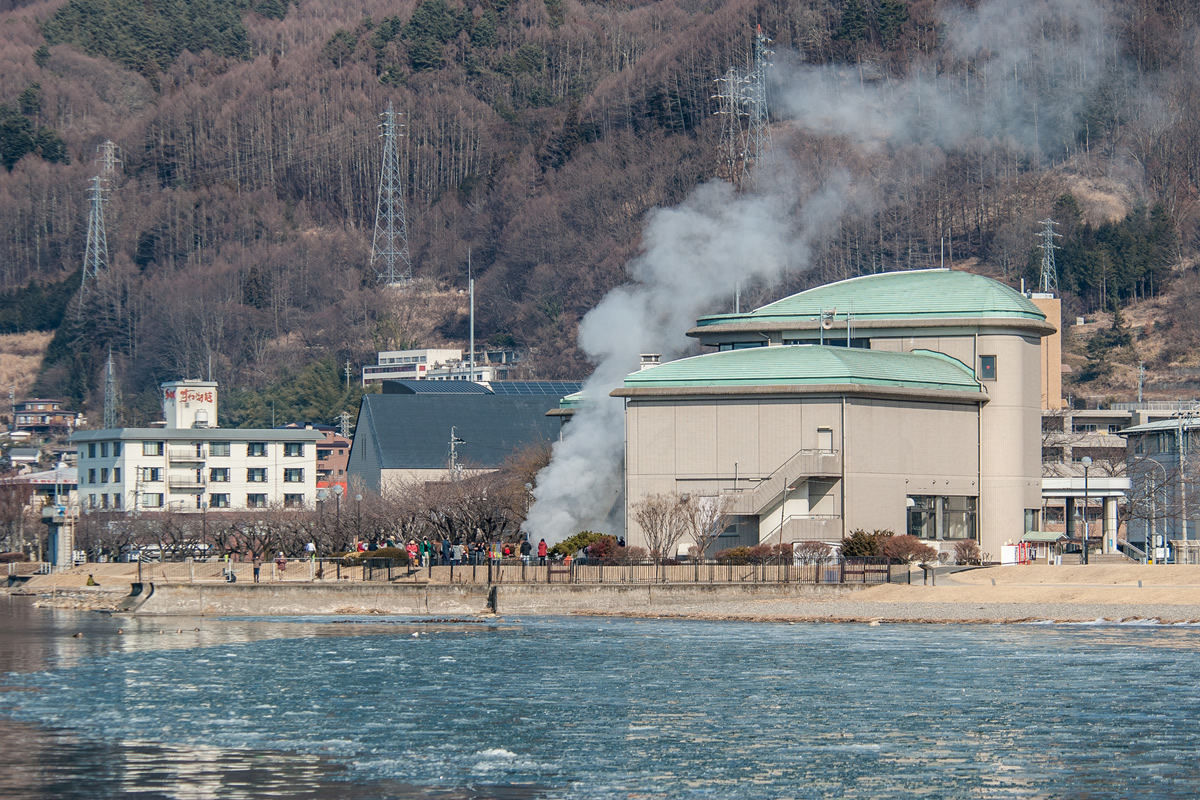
712,68,749,186
745,25,773,178
96,139,122,179
1036,218,1061,294
80,175,109,295
711,26,773,188
371,100,412,285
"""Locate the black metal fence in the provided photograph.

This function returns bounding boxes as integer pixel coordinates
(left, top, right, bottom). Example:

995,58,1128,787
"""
350,557,899,586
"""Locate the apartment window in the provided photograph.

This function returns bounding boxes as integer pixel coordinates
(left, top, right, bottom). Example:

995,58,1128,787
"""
209,493,230,509
317,449,331,460
284,442,304,457
88,443,96,459
210,442,230,457
142,467,163,482
100,468,109,483
114,494,123,510
284,468,304,483
247,468,267,483
209,468,230,483
88,469,96,484
100,494,110,509
100,442,109,457
247,442,267,457
88,494,97,509
142,493,164,508
283,493,304,508
113,468,121,483
246,493,267,509
143,441,164,456
979,355,997,381
1073,423,1098,433
113,442,122,457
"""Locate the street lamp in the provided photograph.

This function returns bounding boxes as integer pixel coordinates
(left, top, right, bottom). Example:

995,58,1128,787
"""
1081,456,1092,565
1146,459,1167,564
780,484,797,546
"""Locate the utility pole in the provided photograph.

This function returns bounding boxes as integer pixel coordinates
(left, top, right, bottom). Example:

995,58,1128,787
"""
468,250,475,382
449,427,465,475
371,100,412,285
344,360,352,390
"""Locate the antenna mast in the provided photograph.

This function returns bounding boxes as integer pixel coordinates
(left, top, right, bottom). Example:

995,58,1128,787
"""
1036,218,1061,295
371,101,412,285
103,349,118,429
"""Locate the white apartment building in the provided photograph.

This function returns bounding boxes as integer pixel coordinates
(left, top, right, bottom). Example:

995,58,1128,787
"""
361,347,518,385
70,380,321,513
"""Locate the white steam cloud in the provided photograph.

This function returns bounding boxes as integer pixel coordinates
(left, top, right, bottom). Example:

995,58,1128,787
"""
525,0,1119,543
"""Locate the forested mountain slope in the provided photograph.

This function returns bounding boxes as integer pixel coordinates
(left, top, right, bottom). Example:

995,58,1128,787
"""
0,0,1197,425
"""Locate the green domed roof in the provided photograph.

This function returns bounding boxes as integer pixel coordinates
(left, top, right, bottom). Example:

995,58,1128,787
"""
695,269,1045,328
622,345,981,393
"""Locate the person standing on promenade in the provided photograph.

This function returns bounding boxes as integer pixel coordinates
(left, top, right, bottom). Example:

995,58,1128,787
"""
253,555,261,583
538,539,548,566
406,539,419,568
274,552,287,580
442,537,452,565
520,538,532,565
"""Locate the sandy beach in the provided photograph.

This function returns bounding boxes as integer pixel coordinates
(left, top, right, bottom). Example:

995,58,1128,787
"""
12,562,1200,623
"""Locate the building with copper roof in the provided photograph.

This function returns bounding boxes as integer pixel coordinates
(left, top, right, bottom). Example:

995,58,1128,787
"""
615,269,1055,562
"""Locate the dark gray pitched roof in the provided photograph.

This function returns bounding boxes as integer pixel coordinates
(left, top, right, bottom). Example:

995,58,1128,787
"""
383,380,492,395
355,394,562,470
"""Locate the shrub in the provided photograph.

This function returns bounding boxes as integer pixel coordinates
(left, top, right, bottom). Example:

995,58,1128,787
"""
840,529,894,558
584,535,621,562
343,547,410,565
881,534,938,565
550,531,609,558
0,552,27,563
794,541,833,564
713,544,790,565
953,539,982,565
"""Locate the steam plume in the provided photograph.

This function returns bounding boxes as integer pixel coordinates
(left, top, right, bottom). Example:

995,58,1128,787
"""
525,0,1118,543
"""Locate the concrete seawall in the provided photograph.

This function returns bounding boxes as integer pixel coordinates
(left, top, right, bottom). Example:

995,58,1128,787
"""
135,581,864,616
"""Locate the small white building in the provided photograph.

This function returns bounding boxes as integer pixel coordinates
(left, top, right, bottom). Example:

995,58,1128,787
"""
361,347,520,385
70,380,321,513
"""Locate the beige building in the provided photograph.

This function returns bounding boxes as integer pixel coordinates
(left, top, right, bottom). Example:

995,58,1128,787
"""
615,269,1054,560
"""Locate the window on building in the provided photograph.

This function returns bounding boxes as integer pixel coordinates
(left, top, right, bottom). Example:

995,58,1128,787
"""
114,494,123,510
247,442,267,457
979,355,997,381
247,493,267,508
283,494,304,508
142,467,163,482
209,468,230,483
142,493,164,508
88,443,96,459
284,442,304,457
100,468,109,483
113,442,122,457
247,468,267,483
88,494,97,509
284,468,304,483
1134,439,1145,455
210,441,230,457
1073,423,1098,433
113,467,121,483
317,449,331,460
907,495,977,540
100,442,109,458
87,469,96,484
143,441,164,456
209,493,230,508
1024,509,1040,533
100,494,109,509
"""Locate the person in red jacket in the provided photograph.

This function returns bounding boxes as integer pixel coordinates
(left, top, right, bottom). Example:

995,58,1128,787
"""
537,538,548,566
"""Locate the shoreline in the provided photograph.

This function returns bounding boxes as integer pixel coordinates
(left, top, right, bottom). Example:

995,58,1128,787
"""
11,563,1200,624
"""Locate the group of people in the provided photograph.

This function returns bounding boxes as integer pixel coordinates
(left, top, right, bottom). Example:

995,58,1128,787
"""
393,536,552,568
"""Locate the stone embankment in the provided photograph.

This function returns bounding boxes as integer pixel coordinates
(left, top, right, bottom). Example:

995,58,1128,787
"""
10,563,1200,623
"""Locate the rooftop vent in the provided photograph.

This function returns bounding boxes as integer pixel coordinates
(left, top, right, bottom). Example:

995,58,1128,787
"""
639,354,661,370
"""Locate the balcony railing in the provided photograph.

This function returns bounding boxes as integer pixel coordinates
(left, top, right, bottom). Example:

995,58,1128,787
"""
167,475,205,490
168,447,206,463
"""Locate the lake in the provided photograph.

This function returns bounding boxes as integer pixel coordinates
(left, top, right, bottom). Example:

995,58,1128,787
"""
1,596,1199,798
